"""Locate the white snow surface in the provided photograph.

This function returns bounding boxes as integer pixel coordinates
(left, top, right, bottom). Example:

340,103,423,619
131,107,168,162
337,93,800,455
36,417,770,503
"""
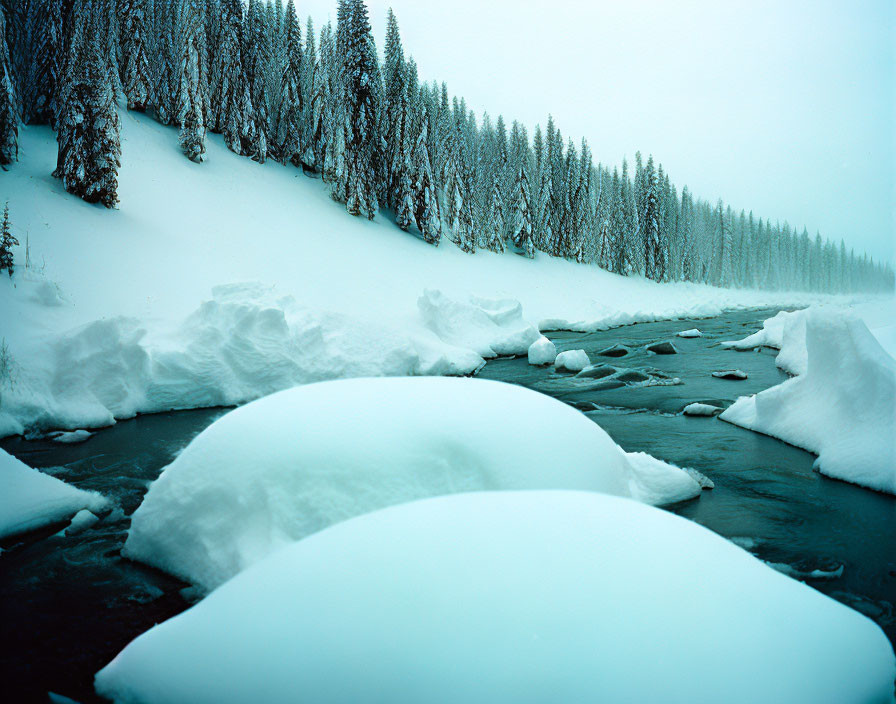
721,301,896,494
0,449,108,539
0,115,854,437
527,336,557,365
123,377,702,592
96,491,895,704
554,349,590,372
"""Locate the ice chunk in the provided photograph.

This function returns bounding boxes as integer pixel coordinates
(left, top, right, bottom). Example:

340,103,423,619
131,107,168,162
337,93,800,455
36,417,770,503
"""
554,350,590,372
527,336,557,365
677,328,703,338
51,429,94,444
123,378,701,592
96,492,896,704
0,449,109,540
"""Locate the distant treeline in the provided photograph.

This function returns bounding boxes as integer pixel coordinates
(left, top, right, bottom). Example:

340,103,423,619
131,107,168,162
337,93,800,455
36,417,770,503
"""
0,0,891,294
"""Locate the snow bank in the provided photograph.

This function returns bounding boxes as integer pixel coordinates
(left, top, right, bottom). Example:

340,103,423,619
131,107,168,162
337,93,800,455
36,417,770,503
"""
0,116,850,438
123,377,701,592
0,449,108,540
554,349,590,372
722,307,896,494
527,336,557,365
96,491,895,704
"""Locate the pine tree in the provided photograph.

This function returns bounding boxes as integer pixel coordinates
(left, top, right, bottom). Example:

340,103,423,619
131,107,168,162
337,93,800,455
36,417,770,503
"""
55,3,121,208
484,174,506,253
0,4,17,165
119,0,153,111
175,0,208,160
25,0,63,125
332,0,382,219
208,0,241,133
152,0,177,124
509,163,534,258
180,87,206,162
642,156,663,280
382,8,406,210
0,203,18,276
273,0,303,166
410,102,440,245
244,0,272,155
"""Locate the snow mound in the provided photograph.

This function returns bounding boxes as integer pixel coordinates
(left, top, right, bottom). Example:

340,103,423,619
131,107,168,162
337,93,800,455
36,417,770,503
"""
96,491,896,704
123,377,701,592
722,308,896,494
527,336,557,365
51,430,93,444
712,369,748,380
418,289,540,360
677,328,703,338
554,349,590,372
0,449,109,540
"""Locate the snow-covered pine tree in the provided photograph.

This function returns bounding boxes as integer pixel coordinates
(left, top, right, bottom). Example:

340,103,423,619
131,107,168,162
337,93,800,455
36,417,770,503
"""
55,3,122,208
152,0,177,124
320,22,341,182
509,163,535,258
331,0,382,219
273,0,302,166
175,0,208,162
118,0,153,112
382,8,407,211
24,0,63,125
409,102,440,245
620,159,638,275
180,86,206,162
483,174,506,253
0,202,18,276
642,156,662,280
0,4,17,165
244,0,272,156
678,186,694,281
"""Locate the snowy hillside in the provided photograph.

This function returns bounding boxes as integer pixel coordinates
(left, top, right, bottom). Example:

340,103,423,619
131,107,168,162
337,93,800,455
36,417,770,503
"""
0,114,874,436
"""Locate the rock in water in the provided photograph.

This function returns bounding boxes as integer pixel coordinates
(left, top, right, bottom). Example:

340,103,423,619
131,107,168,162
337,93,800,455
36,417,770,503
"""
554,350,591,373
683,402,723,417
646,341,678,355
597,344,629,358
712,369,748,380
527,336,557,366
576,365,617,379
616,370,650,383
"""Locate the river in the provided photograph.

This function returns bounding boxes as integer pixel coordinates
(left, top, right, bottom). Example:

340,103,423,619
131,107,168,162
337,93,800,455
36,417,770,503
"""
1,307,894,702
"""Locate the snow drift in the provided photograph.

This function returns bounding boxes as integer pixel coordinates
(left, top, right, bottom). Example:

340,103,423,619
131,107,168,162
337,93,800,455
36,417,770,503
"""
721,305,896,494
0,449,108,540
96,491,895,704
123,377,702,592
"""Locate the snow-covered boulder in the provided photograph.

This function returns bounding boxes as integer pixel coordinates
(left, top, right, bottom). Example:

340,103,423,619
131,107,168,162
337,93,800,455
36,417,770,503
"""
418,290,540,359
554,349,590,372
683,402,723,417
722,309,896,494
527,336,557,365
123,378,701,592
712,369,748,380
96,491,896,704
0,449,108,540
597,344,629,357
677,328,703,338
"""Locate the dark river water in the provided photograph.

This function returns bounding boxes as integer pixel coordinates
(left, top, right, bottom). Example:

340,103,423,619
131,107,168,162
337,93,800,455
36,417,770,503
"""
2,308,894,703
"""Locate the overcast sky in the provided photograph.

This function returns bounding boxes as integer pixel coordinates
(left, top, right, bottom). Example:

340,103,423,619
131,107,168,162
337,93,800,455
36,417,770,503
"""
300,0,894,263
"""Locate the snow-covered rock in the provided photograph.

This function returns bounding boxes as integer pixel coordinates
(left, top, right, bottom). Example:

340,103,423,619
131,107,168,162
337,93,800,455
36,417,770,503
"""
576,364,616,379
95,491,896,704
683,402,723,416
51,430,93,444
64,508,102,536
123,377,701,592
527,336,557,365
554,349,590,372
712,369,748,380
722,308,896,494
597,344,629,357
0,449,108,540
677,328,703,338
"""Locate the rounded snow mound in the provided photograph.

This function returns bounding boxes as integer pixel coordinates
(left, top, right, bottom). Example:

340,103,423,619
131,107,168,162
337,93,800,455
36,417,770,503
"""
97,491,895,704
124,377,701,591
